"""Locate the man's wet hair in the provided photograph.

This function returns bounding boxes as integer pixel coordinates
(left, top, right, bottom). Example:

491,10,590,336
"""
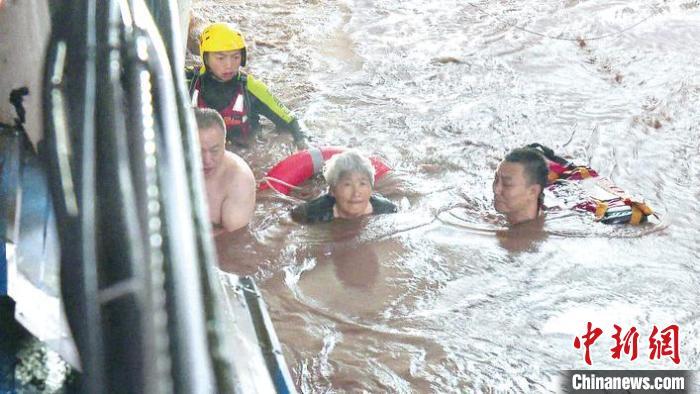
193,107,226,135
504,147,549,204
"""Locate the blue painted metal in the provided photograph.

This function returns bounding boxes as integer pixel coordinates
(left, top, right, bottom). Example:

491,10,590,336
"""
1,127,20,297
239,276,297,394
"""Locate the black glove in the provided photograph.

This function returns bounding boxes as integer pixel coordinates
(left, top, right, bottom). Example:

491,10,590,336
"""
289,119,310,149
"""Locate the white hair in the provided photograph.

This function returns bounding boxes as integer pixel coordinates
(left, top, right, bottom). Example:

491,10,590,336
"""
322,149,375,189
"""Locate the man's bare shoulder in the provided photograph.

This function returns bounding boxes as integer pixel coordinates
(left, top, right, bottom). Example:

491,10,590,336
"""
221,151,255,188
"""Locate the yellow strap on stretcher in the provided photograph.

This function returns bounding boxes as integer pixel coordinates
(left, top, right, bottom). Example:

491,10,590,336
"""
577,167,592,179
636,202,653,216
630,206,643,225
595,179,654,224
628,201,654,225
594,200,654,224
594,201,608,221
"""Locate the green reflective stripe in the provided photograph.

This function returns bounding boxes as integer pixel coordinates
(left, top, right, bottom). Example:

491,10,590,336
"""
246,75,294,123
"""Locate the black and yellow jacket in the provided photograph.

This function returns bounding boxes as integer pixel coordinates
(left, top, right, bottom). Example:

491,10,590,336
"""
187,67,306,143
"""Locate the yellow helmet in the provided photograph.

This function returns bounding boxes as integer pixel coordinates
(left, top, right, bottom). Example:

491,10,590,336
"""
199,22,247,66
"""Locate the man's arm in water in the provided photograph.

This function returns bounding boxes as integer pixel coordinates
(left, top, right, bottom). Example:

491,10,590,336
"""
216,160,256,234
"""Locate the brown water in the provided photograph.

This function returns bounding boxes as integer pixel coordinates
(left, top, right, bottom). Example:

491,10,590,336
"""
192,0,700,392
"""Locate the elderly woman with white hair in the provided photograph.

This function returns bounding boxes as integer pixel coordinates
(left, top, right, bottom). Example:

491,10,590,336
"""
291,150,398,223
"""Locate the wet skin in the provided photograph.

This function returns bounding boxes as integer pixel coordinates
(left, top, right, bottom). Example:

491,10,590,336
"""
205,50,243,82
199,125,255,234
330,172,374,219
200,126,225,178
492,161,541,225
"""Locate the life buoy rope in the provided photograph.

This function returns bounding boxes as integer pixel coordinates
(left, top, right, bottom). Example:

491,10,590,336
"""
259,146,391,195
260,176,304,193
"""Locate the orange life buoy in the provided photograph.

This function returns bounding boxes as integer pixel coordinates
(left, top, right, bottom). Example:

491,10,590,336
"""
259,146,391,195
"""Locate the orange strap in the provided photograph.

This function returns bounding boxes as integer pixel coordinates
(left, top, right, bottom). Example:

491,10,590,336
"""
634,201,653,216
577,167,592,179
628,201,653,225
594,201,608,221
630,206,643,225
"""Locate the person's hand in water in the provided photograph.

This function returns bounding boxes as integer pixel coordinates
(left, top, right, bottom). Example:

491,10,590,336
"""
294,136,310,150
290,119,311,150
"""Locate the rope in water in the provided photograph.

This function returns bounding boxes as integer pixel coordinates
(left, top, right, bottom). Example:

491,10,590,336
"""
261,176,303,192
467,2,661,42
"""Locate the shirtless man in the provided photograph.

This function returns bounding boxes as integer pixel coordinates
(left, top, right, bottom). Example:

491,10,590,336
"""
492,147,548,226
194,107,255,234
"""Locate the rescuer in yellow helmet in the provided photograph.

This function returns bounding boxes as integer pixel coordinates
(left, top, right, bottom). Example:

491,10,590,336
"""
188,22,309,148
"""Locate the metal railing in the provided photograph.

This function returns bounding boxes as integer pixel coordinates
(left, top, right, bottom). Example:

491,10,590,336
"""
42,0,232,392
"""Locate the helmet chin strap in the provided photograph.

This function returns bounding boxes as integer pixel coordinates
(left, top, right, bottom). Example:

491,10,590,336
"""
199,53,209,74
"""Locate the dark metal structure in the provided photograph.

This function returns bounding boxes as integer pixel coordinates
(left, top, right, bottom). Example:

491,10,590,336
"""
0,0,296,392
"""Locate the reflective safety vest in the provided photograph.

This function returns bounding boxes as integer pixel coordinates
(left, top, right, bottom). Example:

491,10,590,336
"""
191,75,252,139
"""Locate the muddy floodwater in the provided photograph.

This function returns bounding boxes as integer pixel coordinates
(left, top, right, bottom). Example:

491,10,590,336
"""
191,0,700,392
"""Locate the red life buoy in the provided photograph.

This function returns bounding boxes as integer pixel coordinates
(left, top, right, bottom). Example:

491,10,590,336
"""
259,146,391,195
